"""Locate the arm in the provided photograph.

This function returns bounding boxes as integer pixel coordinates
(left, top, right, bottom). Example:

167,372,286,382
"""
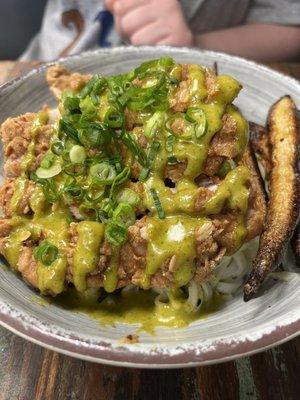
195,24,300,62
106,0,300,62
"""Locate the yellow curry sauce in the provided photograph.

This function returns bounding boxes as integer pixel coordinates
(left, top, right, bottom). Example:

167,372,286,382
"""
0,59,250,330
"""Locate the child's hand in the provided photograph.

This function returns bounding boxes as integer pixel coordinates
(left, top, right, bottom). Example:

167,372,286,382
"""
105,0,193,46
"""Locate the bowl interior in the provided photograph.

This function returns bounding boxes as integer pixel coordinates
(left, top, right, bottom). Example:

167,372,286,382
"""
0,47,299,367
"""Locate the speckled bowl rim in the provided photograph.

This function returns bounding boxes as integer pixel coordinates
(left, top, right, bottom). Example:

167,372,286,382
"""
0,46,299,368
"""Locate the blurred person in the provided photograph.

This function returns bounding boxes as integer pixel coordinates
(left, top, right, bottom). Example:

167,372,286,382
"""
21,0,300,62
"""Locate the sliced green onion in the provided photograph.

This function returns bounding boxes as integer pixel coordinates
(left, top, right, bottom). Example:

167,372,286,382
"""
79,75,100,99
78,122,111,148
79,96,97,120
92,77,107,94
33,240,59,266
85,183,105,203
144,111,164,138
104,108,124,128
69,145,86,164
165,134,176,152
150,188,165,219
111,84,123,96
41,179,60,203
101,199,115,217
185,107,208,139
139,141,160,181
105,220,128,246
167,156,178,165
95,209,109,223
64,96,80,114
90,162,116,185
36,163,62,179
78,202,97,219
51,141,64,156
116,188,140,206
64,183,84,200
90,77,107,104
40,153,55,169
58,117,80,143
120,130,146,166
118,86,138,107
133,57,174,78
147,140,160,164
62,149,71,162
168,76,179,85
113,166,131,186
113,203,136,227
138,167,150,182
109,167,131,200
217,160,235,178
64,163,86,176
30,176,59,203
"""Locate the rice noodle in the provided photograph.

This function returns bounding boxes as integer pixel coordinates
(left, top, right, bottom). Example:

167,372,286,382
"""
268,271,298,282
152,238,297,314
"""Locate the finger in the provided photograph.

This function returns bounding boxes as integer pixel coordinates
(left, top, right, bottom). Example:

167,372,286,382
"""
130,21,170,45
157,36,181,46
105,0,115,12
119,7,157,37
114,0,148,15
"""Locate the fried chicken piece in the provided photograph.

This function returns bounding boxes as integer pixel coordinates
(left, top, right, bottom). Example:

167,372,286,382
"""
46,65,91,99
209,114,238,159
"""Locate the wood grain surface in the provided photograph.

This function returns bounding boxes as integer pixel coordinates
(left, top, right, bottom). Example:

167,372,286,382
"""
0,60,299,400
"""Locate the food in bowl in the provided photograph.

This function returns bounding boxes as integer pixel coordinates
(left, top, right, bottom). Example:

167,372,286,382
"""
0,58,298,330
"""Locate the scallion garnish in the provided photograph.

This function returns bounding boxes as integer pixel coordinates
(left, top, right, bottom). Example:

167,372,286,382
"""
31,173,60,203
109,167,131,201
58,117,80,143
167,156,178,165
33,240,59,266
64,163,86,176
95,208,109,223
139,141,160,181
116,188,140,206
144,111,164,138
51,141,64,156
40,153,55,169
41,179,60,203
185,107,208,139
85,183,105,203
69,145,86,164
78,122,111,148
138,167,150,182
120,130,146,166
112,203,136,227
105,220,128,246
64,183,84,200
150,188,165,219
36,163,62,179
64,96,80,114
104,108,124,128
79,75,100,99
90,162,117,185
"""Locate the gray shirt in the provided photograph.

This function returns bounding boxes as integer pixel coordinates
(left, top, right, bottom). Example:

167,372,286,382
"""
21,0,300,61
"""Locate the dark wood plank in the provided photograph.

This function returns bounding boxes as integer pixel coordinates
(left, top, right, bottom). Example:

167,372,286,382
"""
0,60,299,400
1,327,299,400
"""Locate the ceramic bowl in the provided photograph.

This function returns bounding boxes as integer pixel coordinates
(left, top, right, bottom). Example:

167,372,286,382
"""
0,47,299,368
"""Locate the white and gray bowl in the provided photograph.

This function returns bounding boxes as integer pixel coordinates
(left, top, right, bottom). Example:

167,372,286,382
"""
0,47,299,368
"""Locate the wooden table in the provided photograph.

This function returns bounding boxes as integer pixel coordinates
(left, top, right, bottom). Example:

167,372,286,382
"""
0,60,299,400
